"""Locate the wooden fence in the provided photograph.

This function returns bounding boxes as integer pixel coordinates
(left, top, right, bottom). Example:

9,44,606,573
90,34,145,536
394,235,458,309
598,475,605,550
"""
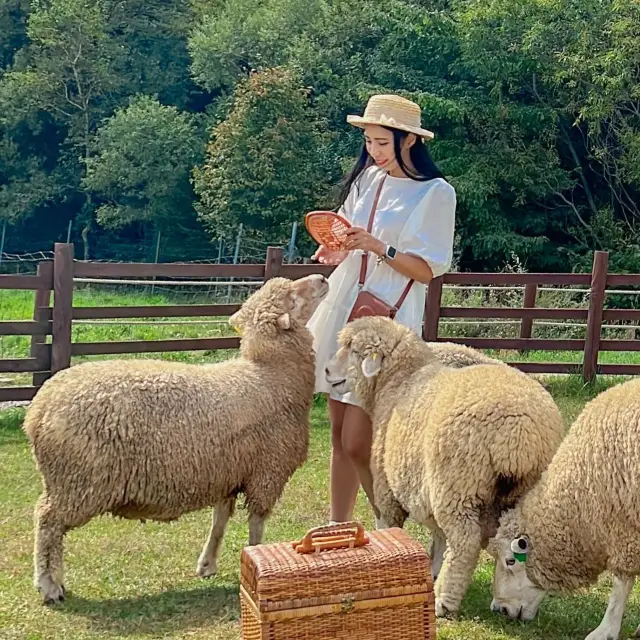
1,244,639,403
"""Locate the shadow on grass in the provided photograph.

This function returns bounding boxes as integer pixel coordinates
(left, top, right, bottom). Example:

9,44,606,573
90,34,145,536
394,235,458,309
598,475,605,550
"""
58,582,241,636
456,572,640,639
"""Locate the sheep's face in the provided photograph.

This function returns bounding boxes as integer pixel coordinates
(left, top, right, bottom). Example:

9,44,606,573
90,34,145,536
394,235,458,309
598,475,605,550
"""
229,274,328,336
325,316,406,395
488,533,546,622
289,274,330,324
324,345,356,395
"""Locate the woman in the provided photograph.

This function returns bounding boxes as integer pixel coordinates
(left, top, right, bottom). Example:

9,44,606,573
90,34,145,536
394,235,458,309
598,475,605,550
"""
307,93,456,527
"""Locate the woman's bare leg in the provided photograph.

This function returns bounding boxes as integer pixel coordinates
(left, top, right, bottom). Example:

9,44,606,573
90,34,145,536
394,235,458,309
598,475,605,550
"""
341,404,379,519
329,398,360,521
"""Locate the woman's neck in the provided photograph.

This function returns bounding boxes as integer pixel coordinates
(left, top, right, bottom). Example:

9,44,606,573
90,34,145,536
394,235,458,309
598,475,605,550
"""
387,166,409,179
386,159,416,179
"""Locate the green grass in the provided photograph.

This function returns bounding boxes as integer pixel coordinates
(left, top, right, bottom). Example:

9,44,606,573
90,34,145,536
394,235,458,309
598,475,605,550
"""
3,287,640,638
3,287,640,375
2,381,640,640
0,288,238,385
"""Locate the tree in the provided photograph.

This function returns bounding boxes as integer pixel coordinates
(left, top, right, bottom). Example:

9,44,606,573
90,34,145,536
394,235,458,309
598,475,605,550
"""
0,0,29,72
193,67,333,246
457,0,640,271
84,95,205,240
0,0,127,258
188,0,323,93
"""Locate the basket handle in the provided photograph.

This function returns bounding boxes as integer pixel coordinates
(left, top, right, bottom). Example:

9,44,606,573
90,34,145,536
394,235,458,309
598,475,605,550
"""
293,521,370,554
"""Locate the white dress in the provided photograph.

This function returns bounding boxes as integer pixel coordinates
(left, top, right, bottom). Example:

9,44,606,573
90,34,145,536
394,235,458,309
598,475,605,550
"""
307,165,456,406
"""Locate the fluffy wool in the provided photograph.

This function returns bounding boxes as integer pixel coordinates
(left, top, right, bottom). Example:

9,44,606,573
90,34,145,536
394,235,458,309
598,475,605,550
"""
325,316,564,618
427,341,504,368
489,377,640,640
23,274,328,605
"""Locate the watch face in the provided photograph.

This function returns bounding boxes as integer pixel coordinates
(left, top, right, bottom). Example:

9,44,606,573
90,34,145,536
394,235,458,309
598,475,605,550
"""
387,245,397,259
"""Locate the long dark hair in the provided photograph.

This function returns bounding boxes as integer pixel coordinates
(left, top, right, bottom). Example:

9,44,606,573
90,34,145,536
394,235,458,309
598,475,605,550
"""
337,126,445,210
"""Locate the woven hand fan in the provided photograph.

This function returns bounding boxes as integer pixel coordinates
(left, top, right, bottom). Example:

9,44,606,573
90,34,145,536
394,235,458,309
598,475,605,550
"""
304,211,351,251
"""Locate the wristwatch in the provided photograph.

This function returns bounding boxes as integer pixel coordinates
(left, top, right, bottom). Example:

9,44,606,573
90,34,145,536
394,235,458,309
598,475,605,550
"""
377,244,397,264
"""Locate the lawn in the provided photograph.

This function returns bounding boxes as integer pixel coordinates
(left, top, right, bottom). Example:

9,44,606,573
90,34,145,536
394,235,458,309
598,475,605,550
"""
3,286,640,639
2,377,640,640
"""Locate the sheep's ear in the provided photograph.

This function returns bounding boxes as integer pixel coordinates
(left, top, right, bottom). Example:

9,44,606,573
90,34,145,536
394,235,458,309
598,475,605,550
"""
361,352,382,378
229,311,244,336
510,537,529,563
277,313,291,330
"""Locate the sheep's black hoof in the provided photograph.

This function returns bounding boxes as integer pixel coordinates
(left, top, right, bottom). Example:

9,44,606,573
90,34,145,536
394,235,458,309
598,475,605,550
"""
43,592,64,606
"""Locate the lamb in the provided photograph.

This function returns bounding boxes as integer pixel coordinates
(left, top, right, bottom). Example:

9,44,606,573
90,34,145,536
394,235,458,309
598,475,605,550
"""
488,377,640,640
23,273,329,605
325,316,564,618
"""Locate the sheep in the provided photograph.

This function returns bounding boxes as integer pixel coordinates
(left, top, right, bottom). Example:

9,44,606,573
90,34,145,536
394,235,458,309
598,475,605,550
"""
325,316,564,618
488,377,640,640
23,273,329,605
427,341,504,368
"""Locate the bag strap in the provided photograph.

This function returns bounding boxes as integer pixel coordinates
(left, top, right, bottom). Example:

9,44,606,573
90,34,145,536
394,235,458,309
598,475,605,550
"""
358,173,414,316
358,174,387,286
390,278,414,318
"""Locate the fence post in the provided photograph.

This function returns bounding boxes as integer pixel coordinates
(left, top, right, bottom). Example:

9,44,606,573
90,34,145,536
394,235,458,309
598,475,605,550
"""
0,219,6,266
226,224,243,302
287,221,298,263
51,243,74,374
519,283,537,354
31,260,54,386
423,276,443,341
264,246,284,282
582,250,609,384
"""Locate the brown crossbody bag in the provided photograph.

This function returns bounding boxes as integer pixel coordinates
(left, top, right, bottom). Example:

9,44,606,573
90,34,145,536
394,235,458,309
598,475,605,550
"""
347,175,414,322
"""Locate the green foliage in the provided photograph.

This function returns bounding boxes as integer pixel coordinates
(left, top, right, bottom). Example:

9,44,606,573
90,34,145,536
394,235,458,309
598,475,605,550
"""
0,0,29,72
85,95,204,231
0,0,640,272
189,0,323,92
193,67,333,240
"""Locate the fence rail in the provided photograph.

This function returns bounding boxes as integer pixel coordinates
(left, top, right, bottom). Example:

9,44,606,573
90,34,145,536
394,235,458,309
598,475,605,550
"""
1,244,639,403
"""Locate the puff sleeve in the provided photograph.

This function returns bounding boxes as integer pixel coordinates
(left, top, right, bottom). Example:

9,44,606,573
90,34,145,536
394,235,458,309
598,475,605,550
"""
398,179,456,278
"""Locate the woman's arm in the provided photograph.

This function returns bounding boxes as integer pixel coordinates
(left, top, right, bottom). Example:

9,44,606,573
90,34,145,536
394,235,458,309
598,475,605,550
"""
343,227,434,283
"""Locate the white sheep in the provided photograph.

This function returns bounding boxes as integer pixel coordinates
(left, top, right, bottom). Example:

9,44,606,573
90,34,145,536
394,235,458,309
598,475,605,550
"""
22,274,328,605
488,377,640,640
325,316,564,618
427,341,504,368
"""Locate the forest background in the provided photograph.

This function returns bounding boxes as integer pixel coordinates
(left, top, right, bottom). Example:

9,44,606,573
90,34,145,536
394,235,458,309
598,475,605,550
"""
1,0,639,272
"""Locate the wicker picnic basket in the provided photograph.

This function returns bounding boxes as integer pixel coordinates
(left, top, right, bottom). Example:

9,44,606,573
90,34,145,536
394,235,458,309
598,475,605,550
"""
240,521,436,639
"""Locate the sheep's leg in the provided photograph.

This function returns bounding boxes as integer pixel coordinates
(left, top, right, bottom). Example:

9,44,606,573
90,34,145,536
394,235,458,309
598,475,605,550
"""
33,493,92,605
427,527,447,583
244,471,285,546
248,513,265,546
34,494,66,605
372,467,407,530
432,512,482,618
196,497,236,579
585,574,634,640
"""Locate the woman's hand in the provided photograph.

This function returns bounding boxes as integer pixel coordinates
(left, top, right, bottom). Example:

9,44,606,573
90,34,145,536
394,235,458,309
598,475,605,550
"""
312,245,348,265
343,227,385,256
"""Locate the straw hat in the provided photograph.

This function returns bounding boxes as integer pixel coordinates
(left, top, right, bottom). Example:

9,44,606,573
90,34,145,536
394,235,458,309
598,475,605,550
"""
346,94,434,140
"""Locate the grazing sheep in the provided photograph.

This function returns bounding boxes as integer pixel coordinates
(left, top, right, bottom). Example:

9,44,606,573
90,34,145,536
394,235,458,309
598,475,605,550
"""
488,378,640,640
325,316,564,618
427,341,504,368
23,274,328,605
